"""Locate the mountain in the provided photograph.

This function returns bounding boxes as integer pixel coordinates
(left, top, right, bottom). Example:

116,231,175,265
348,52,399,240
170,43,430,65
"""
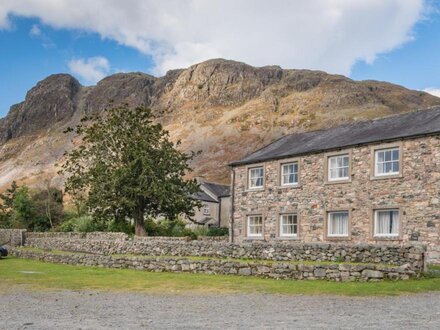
0,58,439,189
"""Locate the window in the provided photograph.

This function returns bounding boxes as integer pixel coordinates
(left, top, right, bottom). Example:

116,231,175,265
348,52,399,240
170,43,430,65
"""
203,204,210,215
327,211,349,237
374,209,399,237
248,167,264,189
247,215,263,237
328,154,349,181
375,148,400,176
281,162,299,186
279,214,298,237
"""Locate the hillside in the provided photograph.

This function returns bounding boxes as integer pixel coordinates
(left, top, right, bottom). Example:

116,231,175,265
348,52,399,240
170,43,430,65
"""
0,58,439,189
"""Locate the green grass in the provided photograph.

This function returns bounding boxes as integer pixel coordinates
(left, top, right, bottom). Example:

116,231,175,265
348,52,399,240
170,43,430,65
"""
428,264,440,271
1,257,440,296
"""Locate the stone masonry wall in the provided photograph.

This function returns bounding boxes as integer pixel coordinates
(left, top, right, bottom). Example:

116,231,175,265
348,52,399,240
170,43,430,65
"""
23,235,426,270
0,229,26,246
11,249,420,281
232,136,440,263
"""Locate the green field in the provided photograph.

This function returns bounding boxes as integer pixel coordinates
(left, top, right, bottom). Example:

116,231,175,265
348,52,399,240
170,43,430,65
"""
1,257,440,296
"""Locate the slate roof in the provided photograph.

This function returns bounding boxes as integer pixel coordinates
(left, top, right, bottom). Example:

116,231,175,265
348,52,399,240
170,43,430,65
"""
203,182,231,197
191,191,218,203
230,107,440,166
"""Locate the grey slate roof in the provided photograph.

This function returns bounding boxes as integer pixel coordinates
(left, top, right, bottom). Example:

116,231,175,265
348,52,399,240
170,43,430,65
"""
230,106,440,166
191,191,218,203
203,182,231,197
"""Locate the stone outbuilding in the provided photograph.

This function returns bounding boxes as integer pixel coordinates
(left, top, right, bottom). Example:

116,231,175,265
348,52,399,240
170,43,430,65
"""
229,107,440,262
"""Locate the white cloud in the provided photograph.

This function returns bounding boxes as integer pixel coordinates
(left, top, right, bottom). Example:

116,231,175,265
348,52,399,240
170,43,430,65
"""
67,56,110,85
29,23,55,48
0,0,427,75
29,24,41,37
423,87,440,98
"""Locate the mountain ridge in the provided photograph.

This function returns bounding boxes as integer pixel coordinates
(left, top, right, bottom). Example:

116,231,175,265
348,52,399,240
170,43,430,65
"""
1,58,439,189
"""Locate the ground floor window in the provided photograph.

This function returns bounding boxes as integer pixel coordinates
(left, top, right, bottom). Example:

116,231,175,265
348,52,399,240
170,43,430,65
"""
327,211,349,237
374,209,399,237
247,215,263,237
279,214,298,237
203,204,210,215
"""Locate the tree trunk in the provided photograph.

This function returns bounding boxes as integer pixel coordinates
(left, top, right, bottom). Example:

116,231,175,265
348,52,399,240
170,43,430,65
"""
134,207,146,236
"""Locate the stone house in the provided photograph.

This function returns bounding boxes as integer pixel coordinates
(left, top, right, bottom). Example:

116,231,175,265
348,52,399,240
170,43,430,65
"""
229,107,440,261
188,178,231,228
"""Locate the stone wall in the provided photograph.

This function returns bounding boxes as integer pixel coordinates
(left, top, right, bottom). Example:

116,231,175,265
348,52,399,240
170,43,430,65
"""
11,249,420,281
232,136,440,260
25,232,128,241
23,235,426,270
0,229,26,246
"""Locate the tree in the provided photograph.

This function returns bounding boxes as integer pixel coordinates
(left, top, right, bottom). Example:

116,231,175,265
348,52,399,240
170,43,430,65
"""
60,106,201,236
32,183,64,229
12,186,34,229
0,181,18,228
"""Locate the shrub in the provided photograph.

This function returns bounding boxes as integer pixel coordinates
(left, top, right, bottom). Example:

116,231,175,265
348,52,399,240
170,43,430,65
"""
206,227,229,236
59,215,101,233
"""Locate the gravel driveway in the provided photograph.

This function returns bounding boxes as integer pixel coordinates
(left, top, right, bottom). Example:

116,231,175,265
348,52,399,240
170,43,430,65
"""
1,289,440,329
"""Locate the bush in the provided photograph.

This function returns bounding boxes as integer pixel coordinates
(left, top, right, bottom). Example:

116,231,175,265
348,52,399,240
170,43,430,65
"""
59,215,101,233
145,218,197,239
206,227,229,236
107,219,134,235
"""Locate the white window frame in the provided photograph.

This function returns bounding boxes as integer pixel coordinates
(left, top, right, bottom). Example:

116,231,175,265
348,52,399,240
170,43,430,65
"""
327,211,349,237
203,204,210,215
281,162,299,186
374,209,400,238
248,166,264,189
279,214,298,237
328,154,349,181
247,215,263,237
374,147,400,177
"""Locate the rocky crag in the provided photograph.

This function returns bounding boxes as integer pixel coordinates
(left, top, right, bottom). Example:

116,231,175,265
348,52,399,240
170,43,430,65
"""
1,58,439,189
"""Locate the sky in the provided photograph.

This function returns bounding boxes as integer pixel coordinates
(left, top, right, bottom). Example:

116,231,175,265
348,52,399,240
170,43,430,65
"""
0,0,439,117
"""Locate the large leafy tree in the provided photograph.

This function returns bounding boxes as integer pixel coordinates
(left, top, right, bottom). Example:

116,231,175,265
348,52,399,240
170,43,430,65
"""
60,106,201,236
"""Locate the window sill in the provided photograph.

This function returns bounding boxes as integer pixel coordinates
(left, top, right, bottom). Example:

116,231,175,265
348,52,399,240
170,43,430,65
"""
324,179,351,185
277,184,301,189
245,188,265,192
372,236,401,241
370,174,402,181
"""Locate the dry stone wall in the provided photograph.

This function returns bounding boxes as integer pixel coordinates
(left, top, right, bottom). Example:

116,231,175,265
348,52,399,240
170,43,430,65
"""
11,249,420,281
0,229,26,246
23,233,426,270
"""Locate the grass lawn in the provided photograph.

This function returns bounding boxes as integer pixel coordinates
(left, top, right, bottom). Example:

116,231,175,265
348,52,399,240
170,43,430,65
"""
1,257,440,296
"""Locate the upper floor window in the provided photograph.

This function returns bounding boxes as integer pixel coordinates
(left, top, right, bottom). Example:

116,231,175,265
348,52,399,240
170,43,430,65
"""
247,215,263,237
328,154,349,181
374,209,399,237
203,204,210,215
375,148,400,176
327,211,349,237
281,162,298,186
248,166,264,189
279,214,298,237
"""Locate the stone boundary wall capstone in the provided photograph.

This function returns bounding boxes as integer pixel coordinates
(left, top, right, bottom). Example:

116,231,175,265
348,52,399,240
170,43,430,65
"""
0,229,26,247
23,234,426,270
11,249,420,281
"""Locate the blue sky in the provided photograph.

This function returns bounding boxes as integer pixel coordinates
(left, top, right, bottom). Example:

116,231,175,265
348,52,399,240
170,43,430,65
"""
0,1,439,117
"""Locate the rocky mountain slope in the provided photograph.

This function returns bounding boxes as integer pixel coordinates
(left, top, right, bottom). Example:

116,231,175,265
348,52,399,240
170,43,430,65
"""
0,58,439,189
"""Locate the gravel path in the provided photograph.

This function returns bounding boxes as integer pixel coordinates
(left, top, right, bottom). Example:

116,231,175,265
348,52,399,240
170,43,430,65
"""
1,289,440,329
